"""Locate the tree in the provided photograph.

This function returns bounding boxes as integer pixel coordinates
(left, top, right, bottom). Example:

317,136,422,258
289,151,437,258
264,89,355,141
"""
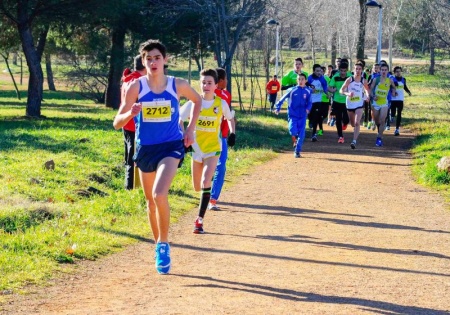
356,0,368,60
0,0,98,117
101,0,160,109
0,15,21,99
396,0,449,75
384,0,404,69
162,0,267,93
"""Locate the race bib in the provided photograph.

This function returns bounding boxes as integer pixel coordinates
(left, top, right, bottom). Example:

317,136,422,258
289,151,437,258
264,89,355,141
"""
142,101,171,122
397,85,404,90
376,89,387,97
350,96,361,102
196,116,216,132
271,86,278,91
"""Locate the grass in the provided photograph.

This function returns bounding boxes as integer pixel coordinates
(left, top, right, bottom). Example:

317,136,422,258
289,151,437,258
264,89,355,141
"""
405,74,450,195
398,73,450,200
0,83,289,292
0,54,449,294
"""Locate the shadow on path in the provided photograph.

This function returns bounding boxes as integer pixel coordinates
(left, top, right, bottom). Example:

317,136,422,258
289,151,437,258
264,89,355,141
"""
173,274,449,315
172,243,450,278
209,232,450,260
220,202,450,234
219,201,373,218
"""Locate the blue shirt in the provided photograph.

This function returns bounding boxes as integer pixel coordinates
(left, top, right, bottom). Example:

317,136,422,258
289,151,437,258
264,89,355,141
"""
275,86,312,120
134,76,183,145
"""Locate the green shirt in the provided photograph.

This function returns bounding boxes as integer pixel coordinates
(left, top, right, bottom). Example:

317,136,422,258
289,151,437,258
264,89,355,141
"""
329,74,350,103
281,70,309,88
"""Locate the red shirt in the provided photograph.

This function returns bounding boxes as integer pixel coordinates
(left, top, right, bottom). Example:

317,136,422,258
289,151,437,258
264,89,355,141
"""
266,79,280,94
215,88,232,138
121,69,143,132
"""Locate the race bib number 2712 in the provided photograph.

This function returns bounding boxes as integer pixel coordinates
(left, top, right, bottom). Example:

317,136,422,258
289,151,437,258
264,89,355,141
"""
141,101,172,122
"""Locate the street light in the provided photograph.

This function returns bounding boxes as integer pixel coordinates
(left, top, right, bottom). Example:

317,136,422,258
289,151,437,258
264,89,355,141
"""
266,19,280,76
365,0,383,63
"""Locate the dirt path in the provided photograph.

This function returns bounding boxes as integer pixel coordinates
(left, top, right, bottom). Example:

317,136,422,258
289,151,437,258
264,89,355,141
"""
2,124,450,315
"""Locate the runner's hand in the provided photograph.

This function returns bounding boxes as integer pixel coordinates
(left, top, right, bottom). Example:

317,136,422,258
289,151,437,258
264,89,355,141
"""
183,129,195,147
227,133,236,147
130,103,142,117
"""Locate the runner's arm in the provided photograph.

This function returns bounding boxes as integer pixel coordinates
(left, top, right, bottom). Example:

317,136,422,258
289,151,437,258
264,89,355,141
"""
339,78,351,96
176,78,202,147
389,80,397,97
274,91,291,113
179,101,192,122
306,91,312,113
404,78,412,96
320,76,328,93
363,80,370,99
113,80,141,130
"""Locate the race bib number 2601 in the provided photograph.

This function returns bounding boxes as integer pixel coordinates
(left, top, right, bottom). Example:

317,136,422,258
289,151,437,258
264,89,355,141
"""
142,101,172,122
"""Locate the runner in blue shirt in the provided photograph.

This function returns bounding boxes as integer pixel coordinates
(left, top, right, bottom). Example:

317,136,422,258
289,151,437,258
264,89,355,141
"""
274,73,312,158
113,39,202,275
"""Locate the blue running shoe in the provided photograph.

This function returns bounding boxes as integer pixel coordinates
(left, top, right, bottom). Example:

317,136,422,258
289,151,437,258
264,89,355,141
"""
375,137,383,147
155,242,171,274
330,117,336,127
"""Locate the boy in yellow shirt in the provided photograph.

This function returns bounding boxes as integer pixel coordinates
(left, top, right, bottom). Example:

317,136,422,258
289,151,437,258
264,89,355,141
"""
180,69,235,234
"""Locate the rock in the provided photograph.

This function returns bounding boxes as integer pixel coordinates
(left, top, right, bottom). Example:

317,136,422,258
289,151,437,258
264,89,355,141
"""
269,56,284,66
88,173,107,184
87,186,108,197
30,178,42,184
44,160,55,170
437,156,450,173
75,187,108,198
79,138,90,143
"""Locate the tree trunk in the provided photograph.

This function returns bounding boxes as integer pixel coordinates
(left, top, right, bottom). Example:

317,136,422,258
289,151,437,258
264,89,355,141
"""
20,54,23,85
225,63,232,94
18,23,43,117
429,36,435,75
264,29,270,84
1,53,21,100
193,55,201,72
12,52,18,66
356,0,368,60
310,24,316,64
388,34,393,70
36,24,49,62
46,53,56,91
105,23,126,109
331,31,337,66
242,43,247,91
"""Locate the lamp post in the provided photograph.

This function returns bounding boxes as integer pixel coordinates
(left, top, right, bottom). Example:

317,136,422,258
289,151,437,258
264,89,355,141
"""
266,19,280,76
365,1,383,63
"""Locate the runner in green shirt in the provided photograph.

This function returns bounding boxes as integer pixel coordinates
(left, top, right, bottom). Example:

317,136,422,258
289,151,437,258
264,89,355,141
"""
328,62,351,143
281,57,309,90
